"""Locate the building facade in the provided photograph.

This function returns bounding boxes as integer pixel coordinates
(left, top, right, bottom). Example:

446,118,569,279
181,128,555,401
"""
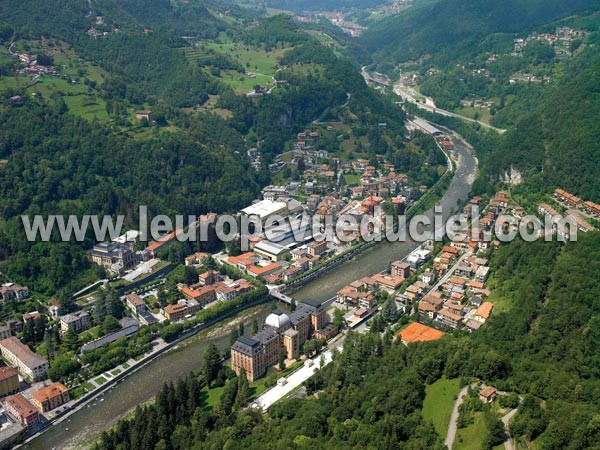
4,394,39,429
0,338,48,382
0,367,19,397
60,311,92,334
32,382,70,413
231,299,331,381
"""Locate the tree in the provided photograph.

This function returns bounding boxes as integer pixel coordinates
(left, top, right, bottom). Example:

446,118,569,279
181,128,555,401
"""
251,318,259,335
61,328,79,353
382,298,398,323
229,328,239,345
234,369,249,409
93,292,107,325
201,343,221,387
183,266,198,286
102,315,121,335
369,314,386,333
482,413,506,449
333,308,345,328
279,350,286,371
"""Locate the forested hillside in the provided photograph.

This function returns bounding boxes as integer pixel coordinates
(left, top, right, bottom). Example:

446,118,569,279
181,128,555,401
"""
259,0,385,11
0,0,235,40
93,234,600,449
0,101,259,294
360,0,599,67
478,34,600,201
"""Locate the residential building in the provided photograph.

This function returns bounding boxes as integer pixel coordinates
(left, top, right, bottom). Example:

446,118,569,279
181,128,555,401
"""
4,394,39,429
479,386,497,403
227,252,260,272
0,324,11,340
22,312,40,325
371,273,404,293
246,262,282,279
181,285,216,306
0,367,19,397
125,294,147,316
437,308,463,329
60,311,91,334
135,110,152,121
48,299,61,318
391,261,411,279
0,284,29,302
198,270,220,287
184,252,209,267
146,230,183,256
32,382,70,413
0,337,48,382
476,302,494,320
307,239,328,257
164,299,201,322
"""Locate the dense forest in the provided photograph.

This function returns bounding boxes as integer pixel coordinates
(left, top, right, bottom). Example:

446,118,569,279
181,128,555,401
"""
0,101,259,294
0,0,238,41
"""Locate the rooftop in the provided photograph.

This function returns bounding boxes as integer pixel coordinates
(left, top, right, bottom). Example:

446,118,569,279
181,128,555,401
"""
0,366,18,382
0,337,47,369
32,382,68,404
241,200,288,219
4,394,37,418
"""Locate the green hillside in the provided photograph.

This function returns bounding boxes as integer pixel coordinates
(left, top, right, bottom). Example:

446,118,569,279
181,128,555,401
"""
360,0,599,67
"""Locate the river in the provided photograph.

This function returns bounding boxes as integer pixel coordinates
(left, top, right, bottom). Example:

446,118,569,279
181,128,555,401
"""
24,125,477,450
23,303,278,450
292,131,477,301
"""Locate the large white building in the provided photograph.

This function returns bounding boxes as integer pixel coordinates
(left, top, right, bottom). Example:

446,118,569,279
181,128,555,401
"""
0,337,48,382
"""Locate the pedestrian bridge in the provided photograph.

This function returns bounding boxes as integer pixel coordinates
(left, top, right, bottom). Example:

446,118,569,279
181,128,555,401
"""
268,286,293,304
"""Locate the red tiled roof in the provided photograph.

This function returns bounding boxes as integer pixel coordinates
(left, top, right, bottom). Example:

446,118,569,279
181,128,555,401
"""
32,382,68,404
477,301,494,319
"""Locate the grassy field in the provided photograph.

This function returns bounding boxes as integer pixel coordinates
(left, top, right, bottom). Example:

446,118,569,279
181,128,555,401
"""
422,377,462,439
199,384,226,409
188,37,290,92
454,106,492,124
79,325,101,343
454,412,487,450
95,376,108,385
0,39,111,122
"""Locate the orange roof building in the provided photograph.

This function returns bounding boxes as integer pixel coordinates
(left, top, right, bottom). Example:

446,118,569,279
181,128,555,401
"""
32,382,70,413
397,322,445,345
477,301,494,319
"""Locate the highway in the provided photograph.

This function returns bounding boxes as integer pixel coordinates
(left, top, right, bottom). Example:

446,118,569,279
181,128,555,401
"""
392,82,506,134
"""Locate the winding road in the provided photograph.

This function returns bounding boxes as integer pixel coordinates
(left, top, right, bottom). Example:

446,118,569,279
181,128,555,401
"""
445,385,470,449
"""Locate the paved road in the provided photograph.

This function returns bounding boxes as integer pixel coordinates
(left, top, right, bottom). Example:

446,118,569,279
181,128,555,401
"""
502,407,519,450
253,337,344,410
445,385,470,449
393,84,506,134
429,251,471,295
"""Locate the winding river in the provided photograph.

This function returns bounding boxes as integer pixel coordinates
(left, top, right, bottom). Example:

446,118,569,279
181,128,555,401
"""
24,125,477,450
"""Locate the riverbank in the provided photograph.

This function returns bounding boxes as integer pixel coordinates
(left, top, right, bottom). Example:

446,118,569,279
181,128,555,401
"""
22,117,477,450
19,294,274,449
